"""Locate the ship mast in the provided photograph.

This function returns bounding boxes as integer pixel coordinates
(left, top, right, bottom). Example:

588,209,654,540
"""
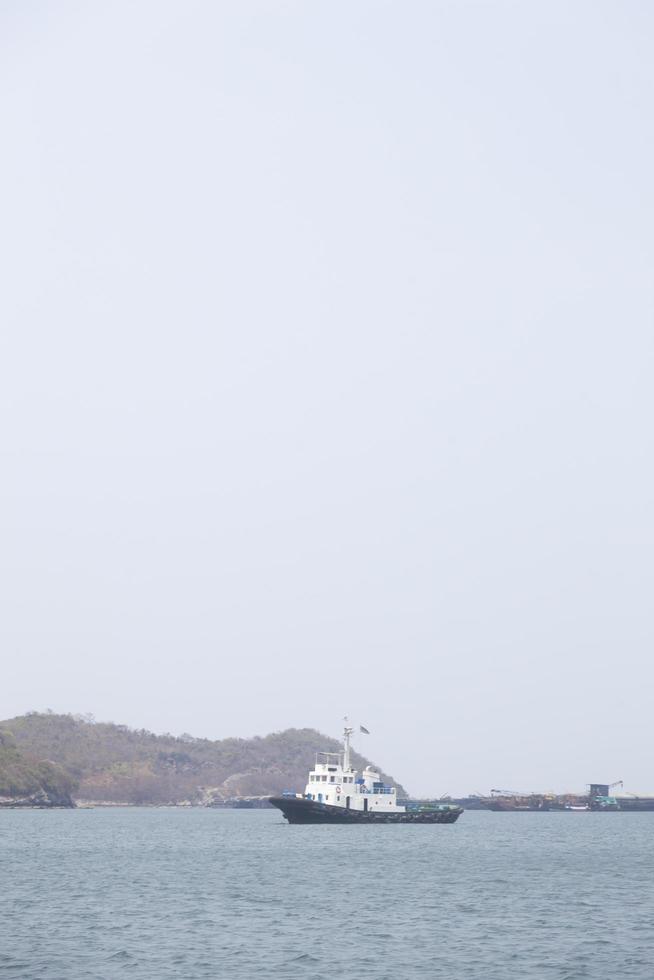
343,718,354,772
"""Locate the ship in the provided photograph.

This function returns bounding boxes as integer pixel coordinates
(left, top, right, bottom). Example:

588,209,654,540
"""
588,783,654,812
269,723,462,825
483,797,558,812
479,782,654,812
480,788,571,811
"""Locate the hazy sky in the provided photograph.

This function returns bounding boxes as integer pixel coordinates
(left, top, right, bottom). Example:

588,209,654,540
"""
1,1,652,796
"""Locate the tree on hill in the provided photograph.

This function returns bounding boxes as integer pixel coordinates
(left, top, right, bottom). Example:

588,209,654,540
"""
0,730,77,806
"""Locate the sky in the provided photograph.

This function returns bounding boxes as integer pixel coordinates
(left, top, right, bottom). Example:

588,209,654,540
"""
1,1,652,796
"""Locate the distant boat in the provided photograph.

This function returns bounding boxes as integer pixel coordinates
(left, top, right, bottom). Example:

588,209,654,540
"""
269,723,462,825
477,782,654,813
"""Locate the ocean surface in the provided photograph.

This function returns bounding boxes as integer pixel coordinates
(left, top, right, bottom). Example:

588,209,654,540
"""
2,808,654,979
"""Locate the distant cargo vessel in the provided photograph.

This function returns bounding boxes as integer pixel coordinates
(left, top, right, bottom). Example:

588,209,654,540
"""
599,798,654,811
483,797,568,812
480,783,654,812
588,784,654,812
269,724,462,825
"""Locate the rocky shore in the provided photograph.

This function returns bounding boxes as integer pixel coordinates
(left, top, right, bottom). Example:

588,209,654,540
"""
0,789,75,808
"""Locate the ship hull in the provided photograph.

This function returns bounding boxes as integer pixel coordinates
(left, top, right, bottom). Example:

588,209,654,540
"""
592,799,654,812
269,796,462,824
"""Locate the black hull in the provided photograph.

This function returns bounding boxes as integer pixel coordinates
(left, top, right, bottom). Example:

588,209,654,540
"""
269,796,462,825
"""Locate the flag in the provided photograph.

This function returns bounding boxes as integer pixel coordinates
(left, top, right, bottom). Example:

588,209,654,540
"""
359,725,370,734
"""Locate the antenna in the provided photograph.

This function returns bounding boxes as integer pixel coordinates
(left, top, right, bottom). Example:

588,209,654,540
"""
343,716,354,772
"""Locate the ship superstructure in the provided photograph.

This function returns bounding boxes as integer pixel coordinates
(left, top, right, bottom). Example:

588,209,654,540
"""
303,723,398,815
269,723,462,824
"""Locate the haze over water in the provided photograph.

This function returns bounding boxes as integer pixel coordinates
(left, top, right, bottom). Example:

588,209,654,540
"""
2,808,653,979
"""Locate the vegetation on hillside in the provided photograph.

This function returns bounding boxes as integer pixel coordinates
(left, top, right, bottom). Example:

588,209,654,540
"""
0,712,407,805
0,730,77,806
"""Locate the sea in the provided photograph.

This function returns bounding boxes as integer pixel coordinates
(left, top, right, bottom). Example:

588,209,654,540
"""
2,807,653,979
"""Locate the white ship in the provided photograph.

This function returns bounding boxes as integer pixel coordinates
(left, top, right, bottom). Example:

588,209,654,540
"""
270,723,462,824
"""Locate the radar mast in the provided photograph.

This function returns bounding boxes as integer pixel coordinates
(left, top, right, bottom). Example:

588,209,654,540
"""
343,717,354,772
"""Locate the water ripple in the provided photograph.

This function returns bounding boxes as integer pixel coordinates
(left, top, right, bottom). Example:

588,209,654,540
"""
2,809,654,978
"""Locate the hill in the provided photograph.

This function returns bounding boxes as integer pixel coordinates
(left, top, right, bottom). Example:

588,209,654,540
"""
0,730,77,807
0,713,407,805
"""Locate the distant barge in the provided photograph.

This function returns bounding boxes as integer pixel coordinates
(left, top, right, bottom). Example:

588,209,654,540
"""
480,783,654,812
270,724,462,825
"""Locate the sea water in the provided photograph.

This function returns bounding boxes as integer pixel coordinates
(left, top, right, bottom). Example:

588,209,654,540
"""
1,808,653,979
